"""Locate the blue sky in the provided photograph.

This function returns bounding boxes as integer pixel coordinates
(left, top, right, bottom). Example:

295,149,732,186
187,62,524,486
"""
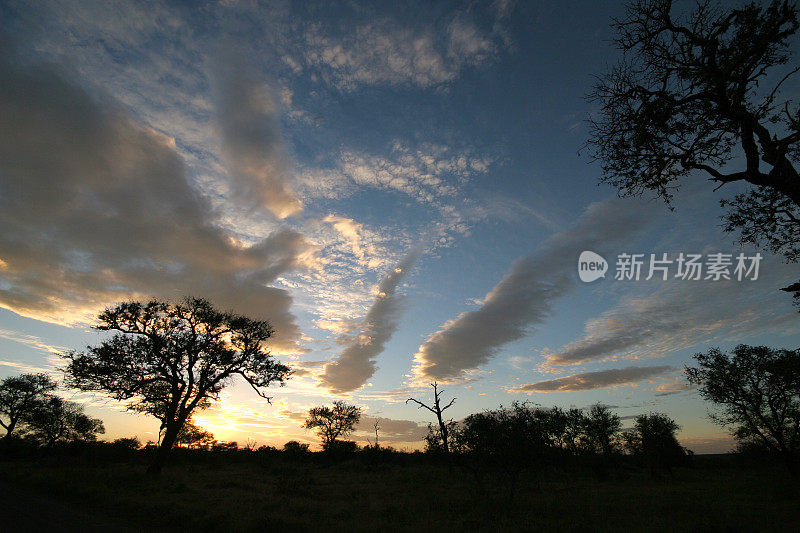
1,0,798,451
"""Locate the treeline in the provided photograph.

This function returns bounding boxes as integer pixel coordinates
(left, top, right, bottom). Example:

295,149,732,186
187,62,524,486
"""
1,297,797,479
437,403,687,470
300,395,690,490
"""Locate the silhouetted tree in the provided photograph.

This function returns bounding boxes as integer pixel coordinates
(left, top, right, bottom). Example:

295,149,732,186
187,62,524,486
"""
686,344,800,475
584,404,622,456
453,403,549,497
282,440,310,456
24,396,104,448
62,297,290,474
175,419,215,448
562,407,590,454
0,373,57,440
407,382,456,453
111,437,141,451
588,0,800,299
366,418,381,449
624,413,686,475
304,400,361,451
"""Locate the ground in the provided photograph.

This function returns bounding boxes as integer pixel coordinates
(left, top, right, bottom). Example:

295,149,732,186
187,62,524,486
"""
1,456,798,532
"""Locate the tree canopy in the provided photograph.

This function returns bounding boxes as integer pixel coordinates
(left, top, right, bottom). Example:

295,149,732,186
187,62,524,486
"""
588,0,800,295
24,396,105,448
0,373,57,439
686,344,800,474
624,413,686,474
63,297,290,473
304,400,361,451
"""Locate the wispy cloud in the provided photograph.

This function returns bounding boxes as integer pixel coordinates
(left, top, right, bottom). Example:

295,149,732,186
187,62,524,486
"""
412,198,652,382
290,14,499,91
544,256,799,367
515,365,674,393
298,141,492,207
323,215,381,269
321,250,421,393
0,328,68,356
214,51,302,219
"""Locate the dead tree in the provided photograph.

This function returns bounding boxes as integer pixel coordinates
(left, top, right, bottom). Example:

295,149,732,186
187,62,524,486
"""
407,382,456,453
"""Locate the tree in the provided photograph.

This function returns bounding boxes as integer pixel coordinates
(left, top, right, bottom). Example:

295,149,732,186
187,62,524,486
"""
686,344,800,474
0,373,57,439
624,413,686,475
63,297,290,475
24,396,104,448
111,437,141,451
282,440,310,456
562,407,590,454
588,0,800,296
452,403,549,498
584,404,622,456
303,400,361,451
406,382,456,454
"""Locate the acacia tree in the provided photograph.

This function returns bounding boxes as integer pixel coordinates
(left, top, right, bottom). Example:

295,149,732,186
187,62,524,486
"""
624,413,686,475
63,297,290,474
24,396,104,448
303,400,361,451
584,404,622,456
407,382,456,454
686,344,800,474
0,373,57,440
588,0,800,296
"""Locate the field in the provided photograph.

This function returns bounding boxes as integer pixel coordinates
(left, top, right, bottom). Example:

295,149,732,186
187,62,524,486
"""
2,454,798,532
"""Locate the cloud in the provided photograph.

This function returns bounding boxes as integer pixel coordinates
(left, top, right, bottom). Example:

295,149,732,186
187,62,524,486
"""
516,365,674,393
214,53,302,219
544,256,800,367
650,380,695,397
321,250,421,393
323,215,380,268
412,198,652,382
356,415,428,444
292,14,497,91
298,142,491,206
0,328,67,356
0,42,311,351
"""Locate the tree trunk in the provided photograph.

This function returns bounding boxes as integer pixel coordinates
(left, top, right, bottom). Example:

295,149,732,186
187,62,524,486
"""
147,423,180,476
2,419,16,440
437,413,449,454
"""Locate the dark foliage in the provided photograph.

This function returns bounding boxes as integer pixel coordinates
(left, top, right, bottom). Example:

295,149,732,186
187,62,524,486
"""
623,413,688,475
304,400,361,451
62,297,290,474
588,0,800,298
686,344,800,474
23,396,104,448
0,373,57,439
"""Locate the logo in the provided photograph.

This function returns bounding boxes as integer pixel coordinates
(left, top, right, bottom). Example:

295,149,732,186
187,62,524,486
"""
578,251,608,282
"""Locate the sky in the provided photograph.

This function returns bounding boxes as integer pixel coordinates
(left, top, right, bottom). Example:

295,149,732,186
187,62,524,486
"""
0,0,798,453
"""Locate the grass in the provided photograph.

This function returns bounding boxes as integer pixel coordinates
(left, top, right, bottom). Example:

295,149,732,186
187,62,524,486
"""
2,456,798,532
